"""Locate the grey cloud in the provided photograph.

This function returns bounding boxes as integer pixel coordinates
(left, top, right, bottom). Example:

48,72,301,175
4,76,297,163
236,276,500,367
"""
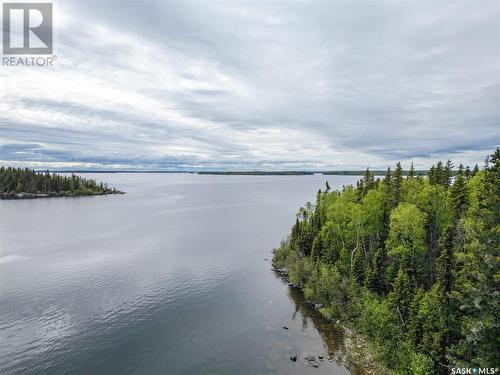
1,1,499,170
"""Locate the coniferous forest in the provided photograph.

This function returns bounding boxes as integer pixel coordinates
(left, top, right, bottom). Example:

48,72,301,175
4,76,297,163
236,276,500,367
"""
273,148,499,374
0,167,123,198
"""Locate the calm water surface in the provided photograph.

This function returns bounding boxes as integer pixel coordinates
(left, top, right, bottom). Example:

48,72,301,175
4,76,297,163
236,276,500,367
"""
0,174,360,375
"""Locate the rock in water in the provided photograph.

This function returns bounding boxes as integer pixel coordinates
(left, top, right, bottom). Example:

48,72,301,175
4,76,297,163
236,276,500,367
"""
304,354,320,368
290,354,297,362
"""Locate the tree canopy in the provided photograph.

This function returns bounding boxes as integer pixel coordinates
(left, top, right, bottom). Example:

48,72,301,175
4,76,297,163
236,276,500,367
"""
0,167,123,198
273,148,499,374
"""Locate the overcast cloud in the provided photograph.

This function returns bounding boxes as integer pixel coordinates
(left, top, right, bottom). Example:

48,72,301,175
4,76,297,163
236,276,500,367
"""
0,1,499,170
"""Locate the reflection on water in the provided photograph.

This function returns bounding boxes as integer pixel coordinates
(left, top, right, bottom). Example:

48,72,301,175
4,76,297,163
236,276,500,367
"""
276,274,363,375
288,286,347,357
0,173,361,375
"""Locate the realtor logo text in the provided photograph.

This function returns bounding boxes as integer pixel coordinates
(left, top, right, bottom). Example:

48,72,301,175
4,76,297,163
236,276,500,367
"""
2,2,55,66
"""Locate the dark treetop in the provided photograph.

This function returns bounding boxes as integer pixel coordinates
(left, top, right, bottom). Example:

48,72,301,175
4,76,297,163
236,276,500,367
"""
0,167,124,199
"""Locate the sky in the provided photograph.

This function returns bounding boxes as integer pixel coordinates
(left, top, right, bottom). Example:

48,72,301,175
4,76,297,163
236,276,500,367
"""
0,1,499,171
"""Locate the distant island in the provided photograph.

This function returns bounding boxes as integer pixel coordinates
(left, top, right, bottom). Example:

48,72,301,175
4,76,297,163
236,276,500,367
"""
17,169,451,176
197,170,429,176
24,170,432,176
0,167,124,199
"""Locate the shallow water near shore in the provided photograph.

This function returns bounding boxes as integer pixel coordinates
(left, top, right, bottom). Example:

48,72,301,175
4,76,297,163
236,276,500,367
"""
0,173,361,375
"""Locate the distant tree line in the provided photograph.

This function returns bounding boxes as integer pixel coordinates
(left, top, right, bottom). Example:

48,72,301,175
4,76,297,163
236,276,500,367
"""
273,149,499,374
0,167,122,198
198,170,430,176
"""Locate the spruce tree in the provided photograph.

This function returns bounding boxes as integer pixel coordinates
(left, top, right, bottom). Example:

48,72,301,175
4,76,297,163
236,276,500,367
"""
428,165,436,184
465,165,471,179
406,287,425,347
351,247,365,284
389,267,413,324
450,164,469,220
365,247,386,294
408,162,416,178
444,160,454,188
393,162,403,206
472,163,480,177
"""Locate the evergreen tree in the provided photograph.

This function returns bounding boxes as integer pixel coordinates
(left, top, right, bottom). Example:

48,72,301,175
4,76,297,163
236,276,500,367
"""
0,167,121,197
450,148,499,366
472,164,480,177
311,233,324,261
351,246,365,284
464,165,471,179
444,160,454,188
435,227,458,371
450,164,469,220
365,247,386,294
418,285,447,374
393,162,403,206
389,267,413,324
430,161,446,187
406,287,425,347
428,165,436,184
408,162,416,178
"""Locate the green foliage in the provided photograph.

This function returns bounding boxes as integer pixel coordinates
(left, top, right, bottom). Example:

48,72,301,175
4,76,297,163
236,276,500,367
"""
358,292,401,366
272,148,499,373
351,246,365,284
0,167,121,198
365,247,387,294
389,267,414,323
409,352,434,375
450,164,470,220
386,203,426,282
272,240,293,269
449,149,500,366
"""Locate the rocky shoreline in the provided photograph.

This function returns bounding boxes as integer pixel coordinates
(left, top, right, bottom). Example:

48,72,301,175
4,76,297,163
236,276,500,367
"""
273,266,390,375
0,191,125,200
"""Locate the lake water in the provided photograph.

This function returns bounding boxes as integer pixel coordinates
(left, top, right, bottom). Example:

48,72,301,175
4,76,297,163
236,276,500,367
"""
0,173,361,375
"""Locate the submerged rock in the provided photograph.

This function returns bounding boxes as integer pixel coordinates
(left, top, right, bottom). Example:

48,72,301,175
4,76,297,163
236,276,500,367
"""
282,326,289,329
304,354,320,368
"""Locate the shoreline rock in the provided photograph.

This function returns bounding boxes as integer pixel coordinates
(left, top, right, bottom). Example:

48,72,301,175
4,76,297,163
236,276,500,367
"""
0,191,125,200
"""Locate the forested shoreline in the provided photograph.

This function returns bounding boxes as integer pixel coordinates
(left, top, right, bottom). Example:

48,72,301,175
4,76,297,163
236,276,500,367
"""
198,170,429,176
273,149,499,374
0,167,123,199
